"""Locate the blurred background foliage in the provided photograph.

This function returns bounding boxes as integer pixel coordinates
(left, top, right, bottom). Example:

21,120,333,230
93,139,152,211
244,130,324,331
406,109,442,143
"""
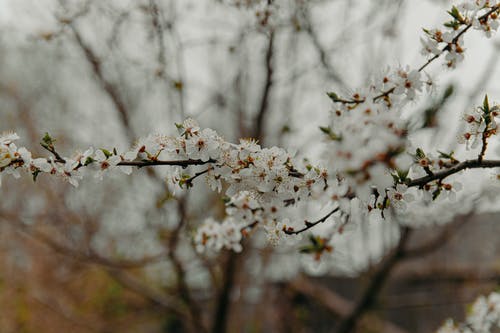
1,0,500,332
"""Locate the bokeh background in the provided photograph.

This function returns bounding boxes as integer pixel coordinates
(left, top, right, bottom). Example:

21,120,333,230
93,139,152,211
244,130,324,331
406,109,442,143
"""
1,1,500,332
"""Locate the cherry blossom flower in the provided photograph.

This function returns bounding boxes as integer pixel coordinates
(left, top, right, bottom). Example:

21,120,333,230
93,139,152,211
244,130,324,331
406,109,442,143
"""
387,184,415,212
94,150,121,180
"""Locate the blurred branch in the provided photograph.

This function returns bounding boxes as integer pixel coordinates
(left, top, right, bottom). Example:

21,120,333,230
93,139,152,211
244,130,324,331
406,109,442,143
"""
253,30,275,142
15,223,166,269
149,0,187,119
289,275,353,318
392,265,500,284
32,294,103,333
417,4,500,72
68,23,135,140
211,250,238,333
336,227,411,333
105,268,188,319
301,6,345,86
289,275,410,333
167,196,206,333
402,213,472,258
334,211,476,333
149,0,166,67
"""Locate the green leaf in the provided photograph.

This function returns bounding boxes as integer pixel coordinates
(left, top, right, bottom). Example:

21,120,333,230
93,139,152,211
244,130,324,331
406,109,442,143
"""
483,94,490,114
42,132,54,145
40,132,55,149
299,246,314,254
443,85,454,99
432,188,441,200
421,84,454,128
416,148,426,159
443,21,460,29
447,6,460,20
32,169,41,182
309,235,319,246
319,126,341,141
391,173,400,183
438,150,455,160
397,169,409,181
319,126,331,135
84,157,94,166
100,148,113,158
326,92,339,101
482,95,491,126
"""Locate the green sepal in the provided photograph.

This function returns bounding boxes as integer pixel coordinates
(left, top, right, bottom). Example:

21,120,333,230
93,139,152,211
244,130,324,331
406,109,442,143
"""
319,126,342,141
326,92,339,102
40,132,55,149
432,188,441,200
416,148,426,159
84,157,94,166
100,148,113,158
32,169,42,182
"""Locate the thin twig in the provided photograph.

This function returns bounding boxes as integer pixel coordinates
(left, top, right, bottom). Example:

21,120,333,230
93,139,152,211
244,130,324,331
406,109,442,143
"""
418,4,500,72
407,159,500,188
283,207,339,235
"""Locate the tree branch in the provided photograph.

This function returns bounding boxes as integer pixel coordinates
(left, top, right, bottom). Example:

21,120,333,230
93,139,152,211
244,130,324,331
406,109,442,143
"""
289,275,410,333
283,207,340,235
69,23,135,140
407,159,500,188
418,4,500,72
211,251,238,333
253,30,275,142
336,227,411,333
402,213,472,258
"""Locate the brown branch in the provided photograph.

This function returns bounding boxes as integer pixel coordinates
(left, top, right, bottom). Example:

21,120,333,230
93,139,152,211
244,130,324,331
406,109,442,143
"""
253,30,275,142
392,265,500,284
211,251,238,333
8,157,214,170
185,168,210,187
69,23,135,140
31,294,102,333
117,158,214,168
289,275,353,318
302,8,345,86
105,268,188,319
335,227,411,333
407,159,500,188
418,4,500,72
479,129,489,162
17,225,165,269
167,196,206,333
402,213,472,258
332,5,500,107
289,276,410,333
283,207,339,235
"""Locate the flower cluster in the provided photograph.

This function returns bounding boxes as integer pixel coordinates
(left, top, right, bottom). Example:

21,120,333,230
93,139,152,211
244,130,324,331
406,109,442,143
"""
194,217,243,253
323,66,423,205
459,96,500,151
421,2,500,68
3,1,500,258
0,120,330,254
437,291,500,333
0,132,131,188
